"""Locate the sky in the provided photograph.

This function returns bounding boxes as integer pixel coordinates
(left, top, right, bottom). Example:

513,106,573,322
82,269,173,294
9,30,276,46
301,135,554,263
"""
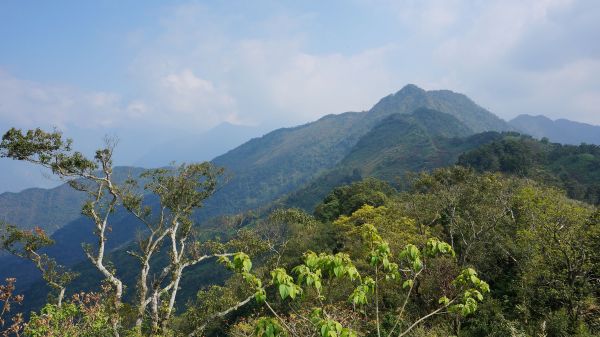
0,0,599,191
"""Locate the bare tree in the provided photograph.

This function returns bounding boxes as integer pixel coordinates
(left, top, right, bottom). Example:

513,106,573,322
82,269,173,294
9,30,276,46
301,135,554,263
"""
0,129,126,336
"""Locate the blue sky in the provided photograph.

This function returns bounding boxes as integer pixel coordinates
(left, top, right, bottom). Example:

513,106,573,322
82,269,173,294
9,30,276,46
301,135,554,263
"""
0,0,599,191
2,0,599,133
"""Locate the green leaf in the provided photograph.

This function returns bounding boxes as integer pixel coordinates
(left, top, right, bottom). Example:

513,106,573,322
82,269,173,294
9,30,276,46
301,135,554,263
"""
279,284,289,300
243,258,252,272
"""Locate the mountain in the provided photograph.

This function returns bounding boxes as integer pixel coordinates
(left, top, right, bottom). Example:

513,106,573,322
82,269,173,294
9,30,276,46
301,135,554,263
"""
0,183,85,234
203,84,512,216
1,84,510,235
28,107,508,312
370,84,512,132
0,206,145,289
340,108,473,177
283,109,505,210
0,166,148,297
134,122,268,168
509,114,600,145
0,166,146,235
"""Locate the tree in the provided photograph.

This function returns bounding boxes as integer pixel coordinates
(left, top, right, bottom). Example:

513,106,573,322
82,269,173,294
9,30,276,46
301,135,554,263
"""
1,223,75,307
315,178,395,222
0,128,261,336
0,278,24,337
1,128,126,335
223,218,489,337
514,186,600,334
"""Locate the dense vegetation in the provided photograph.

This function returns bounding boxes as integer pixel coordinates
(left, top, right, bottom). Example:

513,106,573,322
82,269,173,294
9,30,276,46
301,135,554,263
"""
1,126,599,337
283,110,505,211
458,133,600,205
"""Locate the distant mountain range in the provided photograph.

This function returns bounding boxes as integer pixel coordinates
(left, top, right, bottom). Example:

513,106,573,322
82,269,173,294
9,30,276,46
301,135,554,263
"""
0,122,267,194
509,114,600,145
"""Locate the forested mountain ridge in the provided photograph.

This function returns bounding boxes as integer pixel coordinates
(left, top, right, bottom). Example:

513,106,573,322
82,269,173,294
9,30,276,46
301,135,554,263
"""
205,84,512,216
370,84,512,132
340,108,474,175
510,114,600,145
0,183,84,235
458,133,600,205
0,84,512,234
283,109,505,210
0,166,146,235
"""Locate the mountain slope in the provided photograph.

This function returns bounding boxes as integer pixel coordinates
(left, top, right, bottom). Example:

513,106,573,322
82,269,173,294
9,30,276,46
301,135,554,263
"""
0,166,146,235
458,134,600,205
370,84,512,132
284,109,505,211
0,205,145,298
0,183,85,234
509,114,600,145
134,122,268,168
205,111,369,216
341,108,473,178
204,84,511,216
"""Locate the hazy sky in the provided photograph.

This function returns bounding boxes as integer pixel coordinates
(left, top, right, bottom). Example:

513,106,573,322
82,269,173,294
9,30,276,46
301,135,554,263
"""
1,0,599,145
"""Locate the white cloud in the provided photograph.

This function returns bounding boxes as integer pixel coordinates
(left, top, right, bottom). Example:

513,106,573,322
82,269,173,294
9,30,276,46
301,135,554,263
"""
158,69,238,125
0,70,129,130
119,0,600,126
385,0,600,124
3,0,600,133
126,4,398,127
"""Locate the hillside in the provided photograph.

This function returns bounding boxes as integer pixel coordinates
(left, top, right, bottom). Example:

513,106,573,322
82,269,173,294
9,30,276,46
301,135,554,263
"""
509,114,600,145
340,108,473,177
284,109,505,210
458,133,600,204
134,122,268,168
0,166,146,235
204,84,512,216
0,183,85,234
0,204,148,292
370,84,512,132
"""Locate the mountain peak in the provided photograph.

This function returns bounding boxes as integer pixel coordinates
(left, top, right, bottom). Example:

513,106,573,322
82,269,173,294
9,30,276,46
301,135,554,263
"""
369,84,511,133
396,83,426,95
